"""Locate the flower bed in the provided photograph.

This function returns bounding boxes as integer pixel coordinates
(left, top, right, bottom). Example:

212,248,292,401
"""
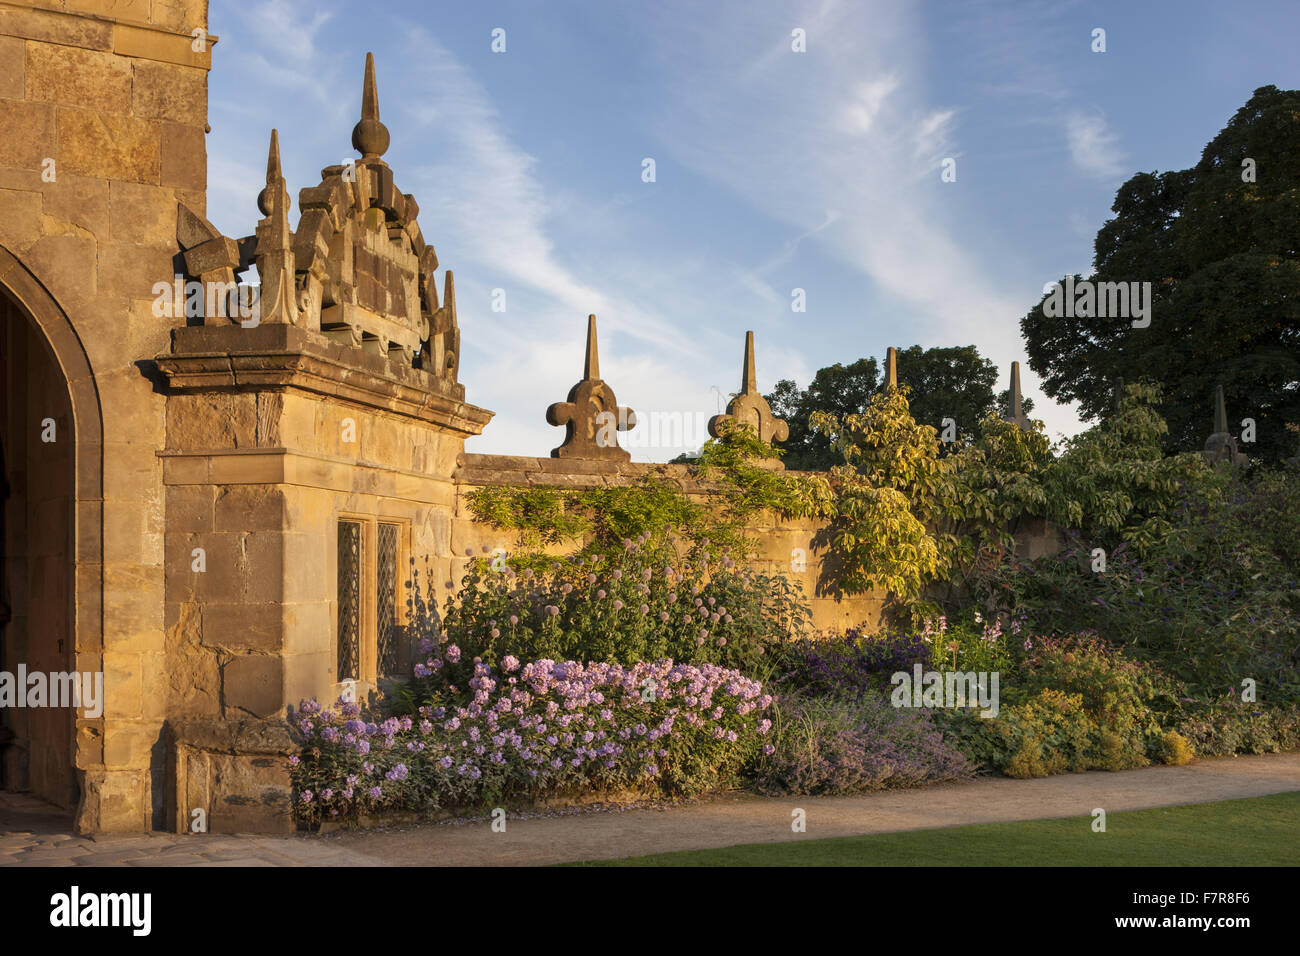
290,656,773,825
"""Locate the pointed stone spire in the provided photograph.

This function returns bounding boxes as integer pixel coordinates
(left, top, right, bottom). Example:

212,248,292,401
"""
257,128,282,216
442,269,457,328
546,314,636,460
253,127,298,325
351,52,390,161
1006,361,1028,429
884,346,898,389
1213,383,1229,435
708,331,789,461
740,330,758,394
1204,383,1246,466
583,314,600,380
437,270,459,377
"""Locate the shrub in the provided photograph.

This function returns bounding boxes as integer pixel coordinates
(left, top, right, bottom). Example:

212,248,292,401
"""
290,655,774,825
441,534,809,674
934,634,1187,776
773,628,929,696
751,688,970,795
1017,634,1181,749
940,688,1098,778
1177,700,1300,757
1154,730,1195,766
972,465,1300,709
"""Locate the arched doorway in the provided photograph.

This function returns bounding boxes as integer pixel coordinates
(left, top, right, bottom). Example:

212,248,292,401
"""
0,246,104,822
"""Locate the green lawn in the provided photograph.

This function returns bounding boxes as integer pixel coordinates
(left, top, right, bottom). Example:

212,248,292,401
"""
568,791,1300,866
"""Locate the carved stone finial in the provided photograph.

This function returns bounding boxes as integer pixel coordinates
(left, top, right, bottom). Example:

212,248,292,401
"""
351,52,390,161
1005,361,1029,429
884,346,898,389
253,129,297,326
257,128,283,216
546,315,636,460
707,331,789,457
1204,384,1248,466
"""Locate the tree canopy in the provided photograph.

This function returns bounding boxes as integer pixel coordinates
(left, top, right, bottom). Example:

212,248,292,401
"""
1021,85,1300,462
765,345,1027,469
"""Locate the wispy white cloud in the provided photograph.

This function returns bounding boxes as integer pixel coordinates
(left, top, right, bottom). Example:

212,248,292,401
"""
214,1,347,116
1065,110,1126,179
838,75,901,135
393,26,755,458
641,0,1078,440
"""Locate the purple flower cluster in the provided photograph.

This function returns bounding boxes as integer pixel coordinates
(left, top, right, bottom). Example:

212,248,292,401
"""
781,629,929,695
289,657,773,823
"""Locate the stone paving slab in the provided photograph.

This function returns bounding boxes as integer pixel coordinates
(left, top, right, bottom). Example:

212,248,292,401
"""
1,752,1297,866
0,792,387,867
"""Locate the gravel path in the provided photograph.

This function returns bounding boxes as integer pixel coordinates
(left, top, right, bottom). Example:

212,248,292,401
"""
2,752,1297,866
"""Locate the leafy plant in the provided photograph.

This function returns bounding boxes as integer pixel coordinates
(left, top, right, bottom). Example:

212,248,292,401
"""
751,689,970,795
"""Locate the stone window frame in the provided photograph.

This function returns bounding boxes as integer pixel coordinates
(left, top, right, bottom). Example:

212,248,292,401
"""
335,513,410,696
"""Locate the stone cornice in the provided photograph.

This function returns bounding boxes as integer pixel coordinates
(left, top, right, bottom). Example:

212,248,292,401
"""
155,324,494,439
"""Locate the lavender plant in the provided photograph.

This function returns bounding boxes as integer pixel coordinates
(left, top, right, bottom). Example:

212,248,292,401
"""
751,688,971,795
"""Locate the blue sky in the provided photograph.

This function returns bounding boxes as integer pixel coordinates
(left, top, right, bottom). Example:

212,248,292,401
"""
204,0,1300,460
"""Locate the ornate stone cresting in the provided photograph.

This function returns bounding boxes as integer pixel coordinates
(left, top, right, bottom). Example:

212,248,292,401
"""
1005,361,1030,430
1204,384,1248,466
170,52,465,399
546,315,636,460
708,331,788,461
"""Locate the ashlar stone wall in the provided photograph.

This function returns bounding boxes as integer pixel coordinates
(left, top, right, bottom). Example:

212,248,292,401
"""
0,0,213,833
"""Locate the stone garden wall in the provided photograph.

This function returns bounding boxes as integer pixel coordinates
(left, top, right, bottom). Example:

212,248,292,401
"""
450,453,889,634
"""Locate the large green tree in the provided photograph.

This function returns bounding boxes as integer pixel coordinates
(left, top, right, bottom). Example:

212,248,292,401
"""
766,345,1026,469
1021,85,1300,462
766,358,879,470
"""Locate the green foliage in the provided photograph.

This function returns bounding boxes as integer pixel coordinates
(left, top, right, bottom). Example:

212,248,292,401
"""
971,461,1300,705
809,386,947,601
442,535,809,673
935,634,1190,777
466,485,591,548
465,419,815,566
805,384,1051,615
934,413,1052,597
921,614,1020,677
1021,85,1300,462
766,358,879,470
1017,634,1181,742
765,344,1020,469
1036,383,1216,555
1177,700,1300,757
894,344,1003,443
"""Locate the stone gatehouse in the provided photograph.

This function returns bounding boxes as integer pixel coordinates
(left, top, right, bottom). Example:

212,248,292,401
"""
0,1,1058,834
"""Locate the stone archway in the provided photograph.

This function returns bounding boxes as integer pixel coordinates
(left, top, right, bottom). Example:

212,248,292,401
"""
0,246,104,828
